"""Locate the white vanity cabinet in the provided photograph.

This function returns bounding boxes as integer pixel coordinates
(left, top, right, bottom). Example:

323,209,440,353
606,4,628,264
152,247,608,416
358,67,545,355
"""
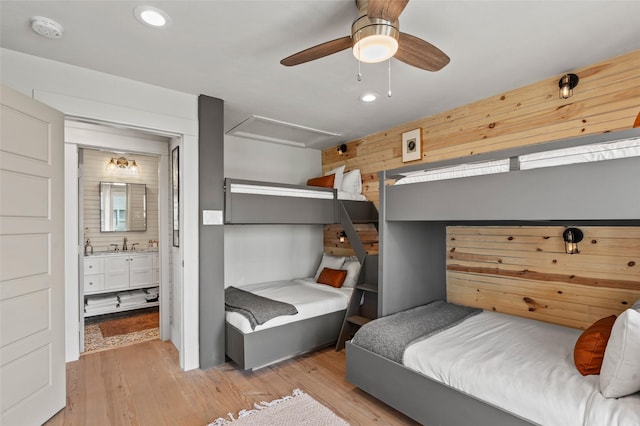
83,251,159,316
104,253,153,290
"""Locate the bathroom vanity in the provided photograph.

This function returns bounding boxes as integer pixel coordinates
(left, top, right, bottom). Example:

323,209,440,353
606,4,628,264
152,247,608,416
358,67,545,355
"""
83,251,159,316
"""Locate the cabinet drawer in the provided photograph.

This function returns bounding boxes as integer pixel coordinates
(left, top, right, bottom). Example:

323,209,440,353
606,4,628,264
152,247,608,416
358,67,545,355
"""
152,253,159,269
84,274,104,293
84,257,104,275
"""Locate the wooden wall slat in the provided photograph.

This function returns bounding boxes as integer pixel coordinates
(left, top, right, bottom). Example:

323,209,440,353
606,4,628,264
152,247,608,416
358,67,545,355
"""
446,226,640,329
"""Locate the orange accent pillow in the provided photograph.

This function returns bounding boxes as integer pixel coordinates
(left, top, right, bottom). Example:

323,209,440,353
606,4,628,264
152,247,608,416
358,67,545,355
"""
574,315,616,376
307,174,335,188
317,267,347,288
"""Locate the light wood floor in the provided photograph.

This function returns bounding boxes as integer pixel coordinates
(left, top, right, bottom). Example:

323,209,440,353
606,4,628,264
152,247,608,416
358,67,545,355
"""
46,340,418,425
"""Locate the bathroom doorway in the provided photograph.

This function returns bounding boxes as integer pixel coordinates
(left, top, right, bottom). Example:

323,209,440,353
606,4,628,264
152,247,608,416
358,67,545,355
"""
70,121,173,355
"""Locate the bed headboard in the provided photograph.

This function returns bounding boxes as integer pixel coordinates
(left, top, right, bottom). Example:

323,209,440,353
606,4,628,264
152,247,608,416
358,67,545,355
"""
446,225,640,329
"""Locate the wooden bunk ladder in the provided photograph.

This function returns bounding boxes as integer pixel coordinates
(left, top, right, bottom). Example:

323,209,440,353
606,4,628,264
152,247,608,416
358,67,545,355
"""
335,200,379,351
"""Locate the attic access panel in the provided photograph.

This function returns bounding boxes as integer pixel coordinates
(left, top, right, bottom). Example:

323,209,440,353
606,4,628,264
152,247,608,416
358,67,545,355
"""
226,115,343,148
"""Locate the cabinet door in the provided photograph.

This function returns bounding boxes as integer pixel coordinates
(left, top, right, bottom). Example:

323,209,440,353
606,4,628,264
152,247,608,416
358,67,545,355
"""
104,256,129,290
129,254,152,288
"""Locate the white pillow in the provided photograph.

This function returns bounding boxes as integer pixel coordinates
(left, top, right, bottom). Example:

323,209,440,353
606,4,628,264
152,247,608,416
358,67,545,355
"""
341,257,362,288
342,169,362,194
314,253,346,281
632,298,640,311
325,165,345,190
600,309,640,398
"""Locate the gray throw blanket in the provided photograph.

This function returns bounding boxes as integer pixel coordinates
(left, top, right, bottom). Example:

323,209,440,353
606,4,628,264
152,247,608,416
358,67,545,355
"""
351,300,481,363
225,286,298,330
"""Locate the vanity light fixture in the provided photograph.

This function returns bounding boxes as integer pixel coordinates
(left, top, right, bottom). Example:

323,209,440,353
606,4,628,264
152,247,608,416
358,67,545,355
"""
559,73,579,99
339,231,348,243
337,144,347,156
106,156,140,175
133,5,171,29
562,227,583,254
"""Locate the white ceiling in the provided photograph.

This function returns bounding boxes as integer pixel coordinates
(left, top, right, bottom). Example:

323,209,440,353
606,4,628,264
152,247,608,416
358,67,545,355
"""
2,1,640,150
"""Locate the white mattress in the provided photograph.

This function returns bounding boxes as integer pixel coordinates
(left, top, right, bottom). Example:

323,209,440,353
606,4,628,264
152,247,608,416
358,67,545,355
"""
394,159,510,185
230,183,334,199
225,278,353,334
519,137,640,170
229,182,367,201
403,311,640,426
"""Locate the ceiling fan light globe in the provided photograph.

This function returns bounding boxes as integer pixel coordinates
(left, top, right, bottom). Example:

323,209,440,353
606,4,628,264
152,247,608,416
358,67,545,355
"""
353,35,398,63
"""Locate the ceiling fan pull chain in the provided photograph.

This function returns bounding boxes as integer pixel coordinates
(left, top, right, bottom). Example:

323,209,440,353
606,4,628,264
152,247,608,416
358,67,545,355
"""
388,59,392,97
356,37,362,81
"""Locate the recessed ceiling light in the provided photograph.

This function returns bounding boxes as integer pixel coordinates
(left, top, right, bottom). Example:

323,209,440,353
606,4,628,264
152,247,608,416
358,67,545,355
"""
133,6,171,29
359,93,378,103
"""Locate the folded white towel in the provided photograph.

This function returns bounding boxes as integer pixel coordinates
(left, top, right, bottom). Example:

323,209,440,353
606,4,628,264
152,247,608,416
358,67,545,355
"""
86,294,118,305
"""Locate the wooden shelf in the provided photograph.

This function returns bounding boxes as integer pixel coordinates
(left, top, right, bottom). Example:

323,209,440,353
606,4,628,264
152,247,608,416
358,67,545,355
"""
346,315,373,326
355,284,378,293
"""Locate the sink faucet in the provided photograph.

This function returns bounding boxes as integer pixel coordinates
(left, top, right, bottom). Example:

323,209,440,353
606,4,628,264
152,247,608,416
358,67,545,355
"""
131,243,139,251
109,243,119,252
123,237,128,251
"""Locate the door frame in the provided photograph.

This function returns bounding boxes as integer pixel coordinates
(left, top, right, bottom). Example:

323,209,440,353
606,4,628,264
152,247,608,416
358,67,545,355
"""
68,121,173,355
34,88,200,371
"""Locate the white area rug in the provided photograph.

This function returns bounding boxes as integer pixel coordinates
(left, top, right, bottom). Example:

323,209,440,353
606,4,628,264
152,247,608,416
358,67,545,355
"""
208,389,349,426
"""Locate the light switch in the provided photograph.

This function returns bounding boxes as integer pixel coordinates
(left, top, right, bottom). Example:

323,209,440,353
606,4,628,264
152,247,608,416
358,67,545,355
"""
202,210,223,225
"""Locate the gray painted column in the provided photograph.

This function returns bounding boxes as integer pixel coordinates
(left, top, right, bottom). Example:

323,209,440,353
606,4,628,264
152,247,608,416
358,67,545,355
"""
198,94,225,368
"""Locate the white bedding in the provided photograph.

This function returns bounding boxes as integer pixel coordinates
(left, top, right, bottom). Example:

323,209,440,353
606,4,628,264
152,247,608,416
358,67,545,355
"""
403,311,640,426
225,278,353,334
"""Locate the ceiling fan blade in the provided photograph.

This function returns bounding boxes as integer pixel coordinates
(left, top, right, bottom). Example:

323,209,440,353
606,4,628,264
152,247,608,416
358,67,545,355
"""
280,36,353,66
395,32,450,71
367,0,409,22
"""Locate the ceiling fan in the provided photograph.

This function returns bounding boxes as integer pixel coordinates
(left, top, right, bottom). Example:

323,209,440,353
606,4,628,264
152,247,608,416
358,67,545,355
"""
280,0,450,72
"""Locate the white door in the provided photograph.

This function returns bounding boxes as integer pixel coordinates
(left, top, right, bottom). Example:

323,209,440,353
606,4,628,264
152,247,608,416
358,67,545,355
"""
1,85,66,425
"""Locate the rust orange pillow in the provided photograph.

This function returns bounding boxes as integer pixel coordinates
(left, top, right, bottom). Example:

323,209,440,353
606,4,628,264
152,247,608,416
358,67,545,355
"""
574,315,616,376
307,174,335,188
317,267,347,288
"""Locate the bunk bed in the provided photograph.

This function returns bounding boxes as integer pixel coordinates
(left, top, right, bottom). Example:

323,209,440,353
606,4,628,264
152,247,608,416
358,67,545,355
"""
345,128,640,425
224,176,376,369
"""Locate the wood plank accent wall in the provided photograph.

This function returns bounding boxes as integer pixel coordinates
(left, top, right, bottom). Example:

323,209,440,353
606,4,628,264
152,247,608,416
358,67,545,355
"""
446,226,640,330
83,148,159,252
321,49,640,206
322,49,640,258
324,223,379,257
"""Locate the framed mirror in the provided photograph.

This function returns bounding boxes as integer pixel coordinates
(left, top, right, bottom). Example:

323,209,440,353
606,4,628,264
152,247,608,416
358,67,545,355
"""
100,182,147,232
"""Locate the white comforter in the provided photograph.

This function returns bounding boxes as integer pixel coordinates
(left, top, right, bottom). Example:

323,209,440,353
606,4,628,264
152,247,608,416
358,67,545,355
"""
403,311,640,426
225,278,352,334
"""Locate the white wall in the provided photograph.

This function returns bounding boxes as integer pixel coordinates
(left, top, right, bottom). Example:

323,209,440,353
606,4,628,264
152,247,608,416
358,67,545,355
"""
224,135,324,287
1,48,200,370
1,48,327,367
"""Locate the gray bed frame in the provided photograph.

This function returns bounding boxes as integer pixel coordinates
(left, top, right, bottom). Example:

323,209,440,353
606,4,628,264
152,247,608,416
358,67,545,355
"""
223,178,379,369
224,178,338,224
345,128,640,424
226,310,345,370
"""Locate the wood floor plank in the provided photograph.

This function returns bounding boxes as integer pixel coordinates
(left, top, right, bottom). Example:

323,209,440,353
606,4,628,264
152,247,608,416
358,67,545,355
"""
45,340,418,426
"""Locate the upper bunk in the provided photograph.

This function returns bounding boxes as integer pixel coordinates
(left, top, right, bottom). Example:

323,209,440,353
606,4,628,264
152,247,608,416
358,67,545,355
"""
378,129,640,222
224,178,378,225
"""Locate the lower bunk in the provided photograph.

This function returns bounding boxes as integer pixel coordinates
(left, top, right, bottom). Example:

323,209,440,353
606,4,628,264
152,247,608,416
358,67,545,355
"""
224,276,354,370
226,310,344,370
346,301,640,426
